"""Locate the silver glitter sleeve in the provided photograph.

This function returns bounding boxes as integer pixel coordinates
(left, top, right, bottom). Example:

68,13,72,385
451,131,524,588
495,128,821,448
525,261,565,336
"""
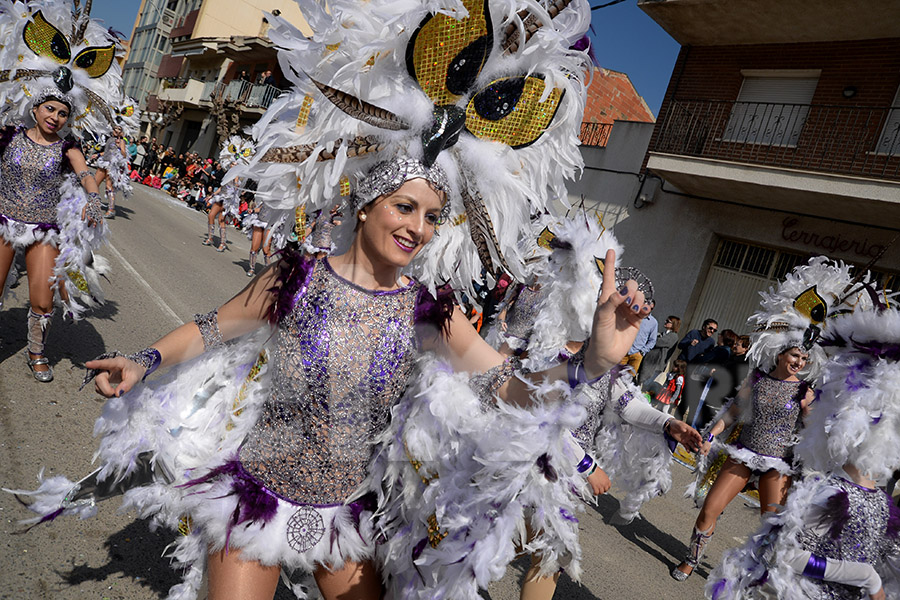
194,310,224,351
470,356,521,411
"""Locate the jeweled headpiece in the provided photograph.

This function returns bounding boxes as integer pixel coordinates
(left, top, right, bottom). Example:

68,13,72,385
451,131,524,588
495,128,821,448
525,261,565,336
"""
0,0,124,138
31,86,74,111
352,156,451,214
234,0,592,292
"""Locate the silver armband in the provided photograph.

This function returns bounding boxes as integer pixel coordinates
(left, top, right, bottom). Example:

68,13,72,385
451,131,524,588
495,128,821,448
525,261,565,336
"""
470,356,521,411
194,309,224,351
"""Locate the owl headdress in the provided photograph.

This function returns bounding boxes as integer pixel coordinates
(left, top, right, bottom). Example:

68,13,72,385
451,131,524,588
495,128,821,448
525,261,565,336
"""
113,96,140,139
0,0,124,138
235,0,592,292
746,256,878,380
794,306,900,482
218,135,256,170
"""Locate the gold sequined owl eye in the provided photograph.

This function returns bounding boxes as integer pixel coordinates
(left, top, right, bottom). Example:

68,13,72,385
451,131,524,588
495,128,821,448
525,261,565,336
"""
794,286,828,324
536,226,556,251
406,0,492,106
465,76,563,148
228,144,238,154
74,45,116,78
23,11,71,64
241,147,253,157
121,105,135,117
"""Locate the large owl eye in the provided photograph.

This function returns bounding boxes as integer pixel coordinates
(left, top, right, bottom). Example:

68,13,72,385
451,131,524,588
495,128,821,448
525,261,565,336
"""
536,226,556,251
241,147,253,157
122,105,135,117
465,76,563,148
794,286,828,325
406,0,492,106
73,45,116,78
228,144,238,154
23,11,71,64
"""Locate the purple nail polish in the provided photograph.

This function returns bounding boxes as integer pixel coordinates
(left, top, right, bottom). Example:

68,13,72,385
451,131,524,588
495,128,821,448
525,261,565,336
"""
625,297,632,305
619,287,628,296
633,304,640,311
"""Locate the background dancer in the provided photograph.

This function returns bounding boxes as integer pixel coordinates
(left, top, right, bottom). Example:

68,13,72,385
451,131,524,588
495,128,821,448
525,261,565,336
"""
203,136,254,252
93,125,129,218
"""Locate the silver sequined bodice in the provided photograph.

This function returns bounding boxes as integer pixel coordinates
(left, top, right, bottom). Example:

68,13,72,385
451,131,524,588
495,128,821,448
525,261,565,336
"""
571,372,610,451
505,285,543,341
240,259,420,505
0,130,65,224
737,375,803,459
796,477,900,600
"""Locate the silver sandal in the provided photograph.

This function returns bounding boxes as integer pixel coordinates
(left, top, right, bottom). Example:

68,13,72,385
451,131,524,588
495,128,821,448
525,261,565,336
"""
25,352,53,382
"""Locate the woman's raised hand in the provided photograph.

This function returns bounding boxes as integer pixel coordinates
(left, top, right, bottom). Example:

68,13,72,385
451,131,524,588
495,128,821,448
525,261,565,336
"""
84,355,145,398
584,249,650,377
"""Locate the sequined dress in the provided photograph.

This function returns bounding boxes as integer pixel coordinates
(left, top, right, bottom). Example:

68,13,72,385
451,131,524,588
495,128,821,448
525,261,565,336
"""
503,285,543,349
725,373,805,474
795,477,900,600
0,127,66,242
240,258,420,505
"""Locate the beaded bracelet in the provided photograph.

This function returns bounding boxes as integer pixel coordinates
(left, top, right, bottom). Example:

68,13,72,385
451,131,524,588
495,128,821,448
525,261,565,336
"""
126,347,162,381
567,353,604,389
194,309,224,351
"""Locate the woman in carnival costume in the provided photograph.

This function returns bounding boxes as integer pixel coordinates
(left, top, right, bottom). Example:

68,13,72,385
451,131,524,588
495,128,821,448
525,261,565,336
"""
476,214,702,600
6,0,660,599
706,303,900,600
95,97,139,218
0,0,122,380
672,257,871,581
203,135,254,252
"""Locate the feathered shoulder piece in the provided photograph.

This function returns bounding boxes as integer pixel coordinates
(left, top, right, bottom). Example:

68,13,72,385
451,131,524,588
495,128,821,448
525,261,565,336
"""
0,0,125,138
746,256,877,380
219,135,256,170
795,307,900,481
235,0,592,291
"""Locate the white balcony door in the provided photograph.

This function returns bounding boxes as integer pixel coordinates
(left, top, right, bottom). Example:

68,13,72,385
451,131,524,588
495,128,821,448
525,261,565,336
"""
724,76,819,146
876,84,900,155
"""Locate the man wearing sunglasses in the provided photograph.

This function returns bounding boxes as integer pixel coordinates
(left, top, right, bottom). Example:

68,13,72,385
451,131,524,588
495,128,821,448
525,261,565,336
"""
674,319,719,422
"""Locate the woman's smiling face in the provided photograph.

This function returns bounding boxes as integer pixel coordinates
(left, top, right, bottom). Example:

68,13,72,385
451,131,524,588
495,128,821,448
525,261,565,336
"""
774,346,809,379
357,178,444,270
33,100,69,136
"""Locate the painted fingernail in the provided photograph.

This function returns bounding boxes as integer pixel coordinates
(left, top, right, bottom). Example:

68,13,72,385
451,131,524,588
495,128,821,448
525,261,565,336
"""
625,297,632,305
633,304,640,311
619,287,628,296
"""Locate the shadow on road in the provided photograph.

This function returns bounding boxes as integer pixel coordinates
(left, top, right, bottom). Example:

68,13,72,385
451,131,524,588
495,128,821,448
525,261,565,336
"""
591,493,713,580
106,203,136,221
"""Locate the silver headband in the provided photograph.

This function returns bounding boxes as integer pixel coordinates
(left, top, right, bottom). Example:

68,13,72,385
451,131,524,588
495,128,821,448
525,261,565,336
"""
351,156,451,221
32,87,75,112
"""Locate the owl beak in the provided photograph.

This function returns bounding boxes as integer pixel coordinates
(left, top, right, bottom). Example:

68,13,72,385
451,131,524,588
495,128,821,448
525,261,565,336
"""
53,66,73,93
421,105,466,167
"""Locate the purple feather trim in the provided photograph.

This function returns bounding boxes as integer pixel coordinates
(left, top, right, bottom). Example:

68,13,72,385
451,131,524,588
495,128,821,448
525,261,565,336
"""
887,494,900,538
0,214,60,231
180,460,279,548
415,284,455,338
536,453,559,483
266,249,315,325
821,490,851,539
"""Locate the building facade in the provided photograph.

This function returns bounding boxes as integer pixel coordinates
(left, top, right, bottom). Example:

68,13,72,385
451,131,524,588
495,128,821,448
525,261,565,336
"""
571,0,900,337
123,0,310,156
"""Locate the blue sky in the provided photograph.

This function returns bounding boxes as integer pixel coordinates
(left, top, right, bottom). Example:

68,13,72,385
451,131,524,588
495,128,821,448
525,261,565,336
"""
93,0,680,116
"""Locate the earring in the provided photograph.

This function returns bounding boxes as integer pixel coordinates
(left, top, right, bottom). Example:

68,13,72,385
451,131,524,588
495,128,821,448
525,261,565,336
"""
358,212,367,222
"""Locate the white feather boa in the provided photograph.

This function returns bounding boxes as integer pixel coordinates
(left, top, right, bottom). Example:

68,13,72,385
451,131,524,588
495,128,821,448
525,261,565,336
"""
52,175,110,320
95,136,133,197
370,357,590,599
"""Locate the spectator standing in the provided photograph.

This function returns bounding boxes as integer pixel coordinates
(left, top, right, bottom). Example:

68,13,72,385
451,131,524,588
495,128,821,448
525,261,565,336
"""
638,314,681,387
132,136,147,176
262,70,277,87
651,359,686,415
674,319,718,422
620,299,658,377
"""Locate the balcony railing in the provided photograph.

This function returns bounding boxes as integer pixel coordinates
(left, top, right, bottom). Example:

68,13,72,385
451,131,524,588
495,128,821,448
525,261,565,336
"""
580,121,613,147
204,79,282,110
653,99,900,181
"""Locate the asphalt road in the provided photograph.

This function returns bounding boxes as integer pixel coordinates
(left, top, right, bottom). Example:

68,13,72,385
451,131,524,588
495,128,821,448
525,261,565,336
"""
0,184,759,599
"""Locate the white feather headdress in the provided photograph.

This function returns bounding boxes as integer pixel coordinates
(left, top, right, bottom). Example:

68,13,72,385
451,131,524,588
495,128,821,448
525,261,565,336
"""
234,0,592,291
218,135,256,169
113,96,140,139
746,256,875,380
794,307,900,482
0,0,125,138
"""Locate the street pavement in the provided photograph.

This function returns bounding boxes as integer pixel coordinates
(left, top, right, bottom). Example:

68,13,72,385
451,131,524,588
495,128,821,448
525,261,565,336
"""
0,183,759,599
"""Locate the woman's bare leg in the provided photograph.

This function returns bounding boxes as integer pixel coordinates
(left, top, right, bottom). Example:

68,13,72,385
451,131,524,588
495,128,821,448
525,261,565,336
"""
0,239,14,304
216,209,228,251
674,457,751,576
24,242,60,374
204,203,222,245
207,548,281,600
757,469,791,514
313,560,382,600
520,552,561,600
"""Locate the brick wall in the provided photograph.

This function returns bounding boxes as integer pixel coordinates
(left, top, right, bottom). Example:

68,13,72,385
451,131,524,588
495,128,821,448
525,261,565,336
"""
583,66,656,125
645,38,900,177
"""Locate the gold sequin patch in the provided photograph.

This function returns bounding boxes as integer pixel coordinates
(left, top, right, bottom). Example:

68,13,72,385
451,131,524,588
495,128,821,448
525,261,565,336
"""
451,213,467,226
66,269,89,293
793,286,827,325
339,174,350,197
295,205,307,243
536,226,556,250
177,515,193,536
409,0,489,106
295,95,314,132
226,351,268,431
466,77,562,148
23,11,71,64
427,513,447,548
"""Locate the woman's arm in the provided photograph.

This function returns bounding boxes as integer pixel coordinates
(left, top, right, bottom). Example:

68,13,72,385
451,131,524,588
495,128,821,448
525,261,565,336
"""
801,385,815,418
699,383,747,454
67,147,103,225
86,263,283,397
437,250,648,406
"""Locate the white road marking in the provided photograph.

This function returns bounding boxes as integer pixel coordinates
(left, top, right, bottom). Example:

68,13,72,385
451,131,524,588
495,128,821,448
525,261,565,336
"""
105,242,183,327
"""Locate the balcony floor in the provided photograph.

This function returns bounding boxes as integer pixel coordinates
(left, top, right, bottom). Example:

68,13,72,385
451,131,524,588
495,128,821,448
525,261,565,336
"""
647,152,900,229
